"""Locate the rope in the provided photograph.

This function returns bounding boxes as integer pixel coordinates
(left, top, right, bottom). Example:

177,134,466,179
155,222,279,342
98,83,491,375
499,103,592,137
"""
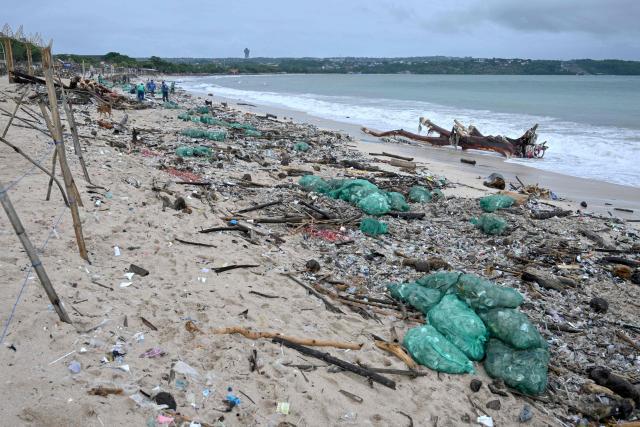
0,208,66,344
0,142,55,195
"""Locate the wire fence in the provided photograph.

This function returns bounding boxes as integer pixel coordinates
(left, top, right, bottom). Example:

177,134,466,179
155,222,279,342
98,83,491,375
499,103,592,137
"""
0,207,66,344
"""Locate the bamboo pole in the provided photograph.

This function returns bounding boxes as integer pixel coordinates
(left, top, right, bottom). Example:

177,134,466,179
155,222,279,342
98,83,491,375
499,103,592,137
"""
26,45,33,76
37,101,61,202
0,135,69,206
41,45,88,261
2,86,29,138
3,38,14,83
0,180,72,323
58,81,91,182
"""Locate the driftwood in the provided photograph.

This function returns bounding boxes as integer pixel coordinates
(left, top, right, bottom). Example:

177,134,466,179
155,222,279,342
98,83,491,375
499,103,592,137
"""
211,326,363,350
369,152,414,161
272,336,396,389
522,269,576,292
373,339,418,369
363,118,546,159
530,209,572,220
283,273,344,314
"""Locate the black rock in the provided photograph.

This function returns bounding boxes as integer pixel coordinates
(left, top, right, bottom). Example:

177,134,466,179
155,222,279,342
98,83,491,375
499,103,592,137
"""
589,297,609,314
581,201,588,208
154,391,176,410
470,379,482,392
305,259,321,273
631,270,640,285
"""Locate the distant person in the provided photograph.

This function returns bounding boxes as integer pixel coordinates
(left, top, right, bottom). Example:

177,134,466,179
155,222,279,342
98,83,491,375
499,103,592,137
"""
136,82,145,101
170,81,175,94
147,80,156,96
161,81,169,102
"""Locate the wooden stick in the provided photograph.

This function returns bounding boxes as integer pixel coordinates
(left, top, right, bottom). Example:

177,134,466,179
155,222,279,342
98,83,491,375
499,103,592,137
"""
298,199,336,219
211,326,363,350
373,339,418,370
1,86,29,138
369,152,414,161
0,136,69,207
0,181,71,323
236,199,282,214
272,337,396,389
282,273,344,314
58,80,91,182
41,46,88,261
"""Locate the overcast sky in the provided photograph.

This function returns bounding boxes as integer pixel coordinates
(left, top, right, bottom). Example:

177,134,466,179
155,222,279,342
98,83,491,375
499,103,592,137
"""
4,0,639,59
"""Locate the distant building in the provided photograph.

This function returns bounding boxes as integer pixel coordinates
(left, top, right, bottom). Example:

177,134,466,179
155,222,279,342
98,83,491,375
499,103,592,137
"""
244,48,250,59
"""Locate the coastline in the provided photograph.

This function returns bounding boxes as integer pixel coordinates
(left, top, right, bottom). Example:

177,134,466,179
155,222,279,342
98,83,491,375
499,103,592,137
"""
183,85,640,219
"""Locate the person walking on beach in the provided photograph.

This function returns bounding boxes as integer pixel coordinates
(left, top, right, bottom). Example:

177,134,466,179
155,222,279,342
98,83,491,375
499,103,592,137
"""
170,81,175,94
161,81,169,102
136,82,145,101
147,80,156,96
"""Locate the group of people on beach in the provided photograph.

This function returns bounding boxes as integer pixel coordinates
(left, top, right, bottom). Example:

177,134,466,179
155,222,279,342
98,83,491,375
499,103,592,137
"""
135,79,174,102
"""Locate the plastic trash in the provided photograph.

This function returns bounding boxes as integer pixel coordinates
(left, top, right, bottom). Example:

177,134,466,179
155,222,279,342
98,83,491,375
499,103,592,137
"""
427,295,488,360
357,192,390,216
172,360,200,379
416,271,462,294
175,146,193,157
471,213,507,235
519,405,534,422
408,185,432,203
403,325,475,374
293,141,311,152
477,415,494,427
455,274,523,311
298,175,330,193
163,101,180,109
360,218,388,236
113,245,121,256
387,282,443,314
276,402,290,415
479,194,515,213
484,338,549,395
328,179,379,204
244,129,262,137
479,308,546,350
385,192,410,212
68,360,81,374
139,348,166,358
180,128,226,141
195,106,210,114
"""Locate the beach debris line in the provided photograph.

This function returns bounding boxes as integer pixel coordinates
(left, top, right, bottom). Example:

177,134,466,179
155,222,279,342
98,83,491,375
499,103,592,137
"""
362,117,547,158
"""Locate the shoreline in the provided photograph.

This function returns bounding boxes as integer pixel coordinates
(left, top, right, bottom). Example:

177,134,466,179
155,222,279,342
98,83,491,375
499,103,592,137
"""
180,83,640,219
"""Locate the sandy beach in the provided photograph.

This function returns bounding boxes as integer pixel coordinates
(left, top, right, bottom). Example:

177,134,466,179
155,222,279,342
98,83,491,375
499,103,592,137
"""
1,76,640,427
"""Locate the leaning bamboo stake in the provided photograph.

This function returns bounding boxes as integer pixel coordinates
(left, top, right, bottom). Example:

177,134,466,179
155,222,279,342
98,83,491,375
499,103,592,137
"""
191,323,363,350
2,38,15,83
58,83,91,182
25,44,34,76
0,136,69,206
41,45,88,261
0,180,71,323
1,86,29,138
36,101,60,201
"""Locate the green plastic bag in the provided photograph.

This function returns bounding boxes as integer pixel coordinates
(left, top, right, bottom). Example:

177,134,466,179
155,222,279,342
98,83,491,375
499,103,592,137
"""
298,175,329,193
180,129,226,141
480,194,515,213
196,106,209,114
416,271,462,294
484,339,549,395
163,101,180,109
455,274,523,311
403,325,475,374
293,142,311,152
327,179,379,204
471,213,507,235
360,218,388,236
479,308,546,350
431,188,444,200
408,186,432,203
428,295,488,360
244,129,262,137
177,112,191,121
357,192,390,216
176,146,212,157
386,192,410,212
387,282,442,314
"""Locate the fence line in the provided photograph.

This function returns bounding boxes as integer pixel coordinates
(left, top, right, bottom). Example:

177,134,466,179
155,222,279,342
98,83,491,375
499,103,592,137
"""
0,207,66,343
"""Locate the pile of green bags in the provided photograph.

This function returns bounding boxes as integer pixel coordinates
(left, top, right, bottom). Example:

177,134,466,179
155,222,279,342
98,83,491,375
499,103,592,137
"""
180,128,226,141
298,176,411,216
408,186,443,203
389,272,549,395
480,194,515,212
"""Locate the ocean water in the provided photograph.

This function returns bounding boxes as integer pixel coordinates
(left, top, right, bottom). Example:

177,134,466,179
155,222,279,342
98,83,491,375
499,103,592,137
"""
180,74,640,187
